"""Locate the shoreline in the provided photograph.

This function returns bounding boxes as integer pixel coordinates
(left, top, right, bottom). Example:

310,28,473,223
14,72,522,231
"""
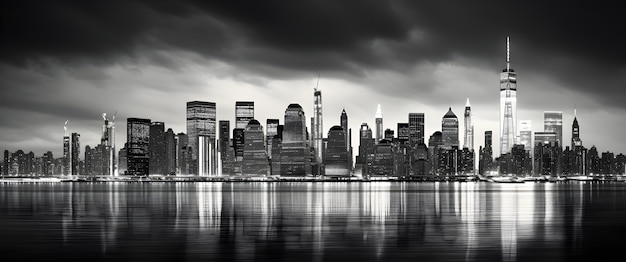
1,175,623,183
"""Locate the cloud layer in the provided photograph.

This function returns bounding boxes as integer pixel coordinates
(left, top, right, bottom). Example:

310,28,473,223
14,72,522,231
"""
1,0,625,157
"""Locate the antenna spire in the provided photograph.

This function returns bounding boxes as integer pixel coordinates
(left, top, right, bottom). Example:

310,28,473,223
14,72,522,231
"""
315,71,320,91
506,36,510,71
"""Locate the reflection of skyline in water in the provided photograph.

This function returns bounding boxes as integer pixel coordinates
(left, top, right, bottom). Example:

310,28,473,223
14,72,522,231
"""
1,182,624,261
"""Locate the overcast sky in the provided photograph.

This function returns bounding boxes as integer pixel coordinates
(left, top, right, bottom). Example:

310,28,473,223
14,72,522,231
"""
1,0,625,159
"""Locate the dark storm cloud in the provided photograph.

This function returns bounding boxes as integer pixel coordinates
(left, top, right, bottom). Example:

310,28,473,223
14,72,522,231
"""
1,0,625,156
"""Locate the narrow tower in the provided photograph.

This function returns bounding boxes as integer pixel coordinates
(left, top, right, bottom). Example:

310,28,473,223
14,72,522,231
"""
572,109,581,148
500,36,518,155
313,73,323,162
463,98,474,150
375,104,383,144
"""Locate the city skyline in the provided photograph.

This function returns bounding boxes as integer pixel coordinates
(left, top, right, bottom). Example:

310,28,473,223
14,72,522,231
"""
1,1,625,159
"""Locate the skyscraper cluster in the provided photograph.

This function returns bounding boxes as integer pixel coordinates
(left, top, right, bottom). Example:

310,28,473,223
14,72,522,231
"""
2,37,625,178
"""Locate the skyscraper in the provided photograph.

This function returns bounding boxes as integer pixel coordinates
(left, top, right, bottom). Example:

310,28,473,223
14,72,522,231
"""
572,111,581,148
500,36,518,155
71,132,80,176
408,113,425,146
463,98,474,150
375,104,383,144
324,126,349,177
164,128,176,175
242,119,268,176
479,131,494,175
63,134,70,175
235,101,254,129
280,104,308,176
176,133,189,174
340,109,352,169
218,120,230,159
544,111,563,146
519,120,532,152
101,113,116,176
266,119,279,154
3,150,9,176
397,123,410,144
186,101,217,176
428,131,443,175
442,107,459,150
127,118,151,176
357,123,374,176
149,121,166,175
313,85,323,162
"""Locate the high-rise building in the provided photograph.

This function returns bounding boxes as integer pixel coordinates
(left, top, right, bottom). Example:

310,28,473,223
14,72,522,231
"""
500,36,518,155
62,120,70,175
43,151,53,176
357,123,374,176
71,133,80,176
372,139,394,177
519,120,532,152
428,131,443,175
313,87,323,162
3,150,8,176
375,104,383,144
340,109,352,170
397,123,410,144
544,111,563,147
232,128,245,174
242,119,268,176
463,98,474,150
101,113,116,176
324,126,349,177
235,101,254,129
384,129,394,141
442,107,459,150
63,135,70,175
149,122,166,175
479,131,494,175
176,133,189,175
164,128,176,175
533,131,558,176
127,118,151,176
186,101,217,176
118,144,127,175
218,120,230,162
280,104,309,176
266,119,279,156
572,112,581,148
408,113,425,147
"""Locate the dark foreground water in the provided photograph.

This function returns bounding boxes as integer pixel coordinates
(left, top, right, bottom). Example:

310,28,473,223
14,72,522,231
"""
1,182,626,262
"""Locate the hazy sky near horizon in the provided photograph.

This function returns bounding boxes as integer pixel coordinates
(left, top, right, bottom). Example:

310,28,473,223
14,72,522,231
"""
1,0,625,158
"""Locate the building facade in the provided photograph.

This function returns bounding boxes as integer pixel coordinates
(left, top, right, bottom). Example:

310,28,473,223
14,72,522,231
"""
127,118,151,176
500,37,518,155
186,101,217,176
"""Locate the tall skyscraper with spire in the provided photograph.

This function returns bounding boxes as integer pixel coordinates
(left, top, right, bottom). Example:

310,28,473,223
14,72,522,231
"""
313,75,323,162
500,36,517,155
572,109,581,148
463,98,474,150
340,109,352,169
101,113,116,176
62,120,70,175
375,104,383,144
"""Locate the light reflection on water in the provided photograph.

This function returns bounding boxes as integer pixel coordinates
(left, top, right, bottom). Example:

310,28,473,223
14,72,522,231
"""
1,181,625,261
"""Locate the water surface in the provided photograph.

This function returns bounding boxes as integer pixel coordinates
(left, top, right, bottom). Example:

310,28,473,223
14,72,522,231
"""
1,182,625,261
